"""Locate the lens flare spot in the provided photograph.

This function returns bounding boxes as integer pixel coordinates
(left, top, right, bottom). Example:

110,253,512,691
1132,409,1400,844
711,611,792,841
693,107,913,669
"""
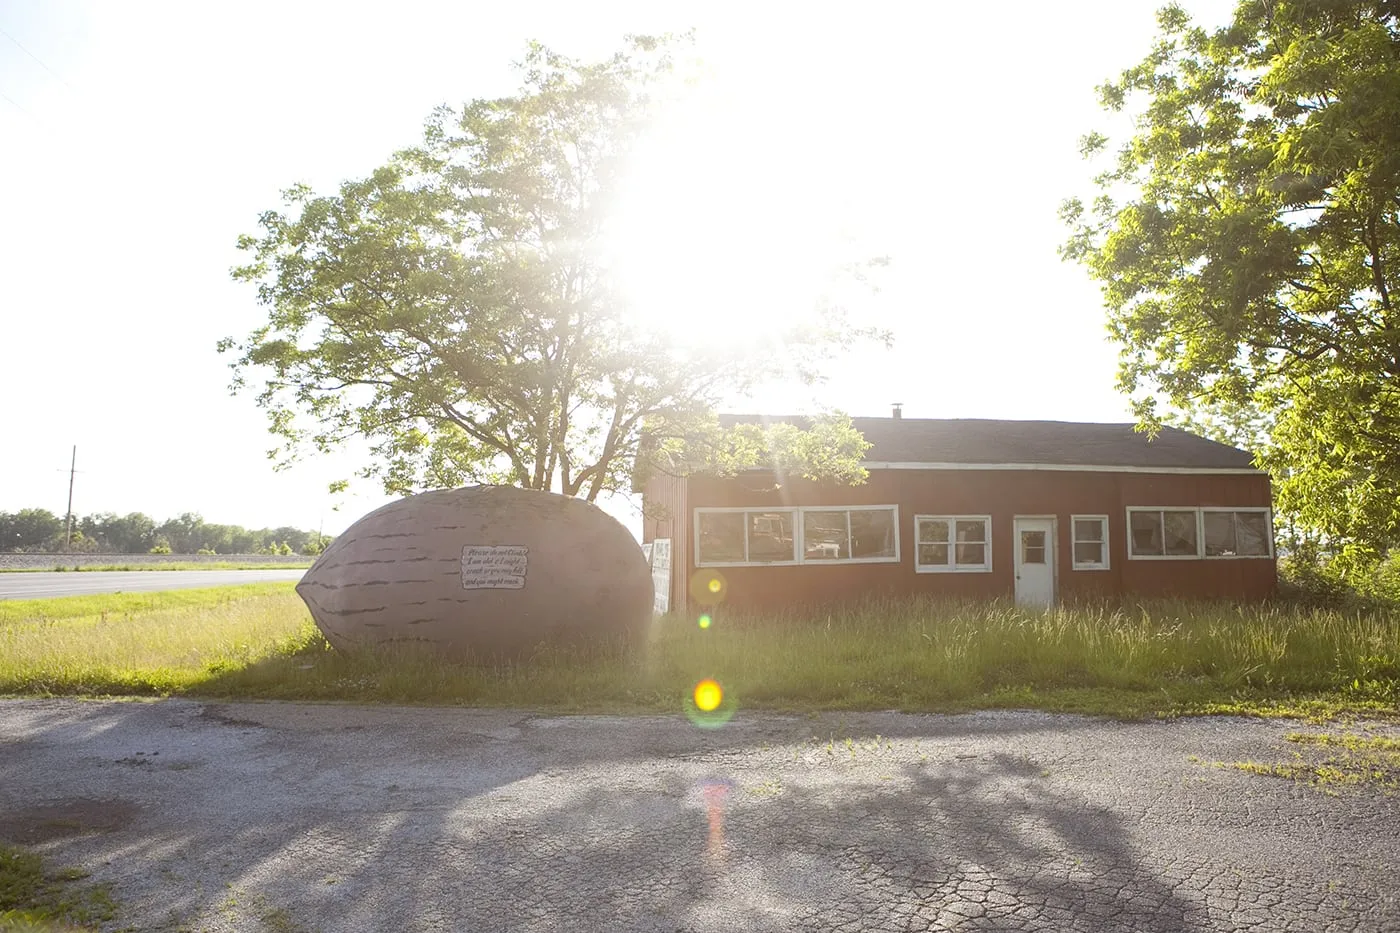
698,614,712,629
690,570,727,606
694,679,723,712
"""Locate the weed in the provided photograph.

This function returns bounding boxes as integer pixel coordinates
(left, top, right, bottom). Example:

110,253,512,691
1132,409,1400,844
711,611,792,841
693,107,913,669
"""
1214,731,1400,793
0,844,118,930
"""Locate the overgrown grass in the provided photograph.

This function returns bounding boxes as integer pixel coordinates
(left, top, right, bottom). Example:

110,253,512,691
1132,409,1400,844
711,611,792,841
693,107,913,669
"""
0,844,118,931
0,562,311,573
1,590,1397,719
0,585,309,695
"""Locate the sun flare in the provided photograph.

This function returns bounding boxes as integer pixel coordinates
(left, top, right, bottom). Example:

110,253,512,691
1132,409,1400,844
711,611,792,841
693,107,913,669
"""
604,76,852,348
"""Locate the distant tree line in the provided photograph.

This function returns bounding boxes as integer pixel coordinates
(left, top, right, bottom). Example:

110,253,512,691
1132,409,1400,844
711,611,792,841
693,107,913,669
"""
0,509,332,556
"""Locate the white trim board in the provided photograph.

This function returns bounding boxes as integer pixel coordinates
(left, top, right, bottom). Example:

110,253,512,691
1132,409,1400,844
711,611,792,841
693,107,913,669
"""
861,461,1264,475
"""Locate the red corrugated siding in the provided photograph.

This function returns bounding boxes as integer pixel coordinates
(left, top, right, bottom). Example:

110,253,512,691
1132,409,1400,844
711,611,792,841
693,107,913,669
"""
660,469,1276,612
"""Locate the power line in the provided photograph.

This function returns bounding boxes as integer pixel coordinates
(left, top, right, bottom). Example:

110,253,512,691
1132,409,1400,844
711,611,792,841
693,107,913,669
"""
0,24,77,93
0,82,47,132
0,86,26,113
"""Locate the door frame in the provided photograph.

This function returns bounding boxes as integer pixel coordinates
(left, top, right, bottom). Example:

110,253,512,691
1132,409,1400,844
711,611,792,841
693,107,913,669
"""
1012,515,1058,607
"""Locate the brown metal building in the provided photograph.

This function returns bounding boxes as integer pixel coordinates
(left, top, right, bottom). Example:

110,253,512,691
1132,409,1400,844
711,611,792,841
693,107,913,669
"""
641,415,1276,613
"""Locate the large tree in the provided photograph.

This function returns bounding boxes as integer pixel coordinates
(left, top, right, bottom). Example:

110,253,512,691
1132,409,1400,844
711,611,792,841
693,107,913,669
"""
224,37,882,503
1062,0,1400,563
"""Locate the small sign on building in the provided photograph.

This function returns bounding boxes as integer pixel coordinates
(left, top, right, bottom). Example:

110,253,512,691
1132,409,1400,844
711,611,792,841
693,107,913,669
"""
649,538,671,616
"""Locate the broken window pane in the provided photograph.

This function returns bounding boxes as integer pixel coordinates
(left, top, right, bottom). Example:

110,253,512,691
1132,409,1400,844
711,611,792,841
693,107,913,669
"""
747,511,795,562
698,512,745,563
1164,511,1198,555
849,509,896,559
1130,511,1163,556
803,511,848,560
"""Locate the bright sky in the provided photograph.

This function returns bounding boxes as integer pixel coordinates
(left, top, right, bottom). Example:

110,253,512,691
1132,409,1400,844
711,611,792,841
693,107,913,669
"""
0,0,1237,537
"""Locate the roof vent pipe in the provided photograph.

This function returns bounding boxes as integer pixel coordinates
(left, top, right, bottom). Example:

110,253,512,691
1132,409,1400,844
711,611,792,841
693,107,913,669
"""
892,403,903,420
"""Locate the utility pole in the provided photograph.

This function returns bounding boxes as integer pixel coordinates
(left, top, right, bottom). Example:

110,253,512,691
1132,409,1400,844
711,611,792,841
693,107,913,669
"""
64,445,76,551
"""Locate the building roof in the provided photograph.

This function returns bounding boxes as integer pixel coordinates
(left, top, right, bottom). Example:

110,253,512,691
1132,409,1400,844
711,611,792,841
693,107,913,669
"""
717,415,1259,471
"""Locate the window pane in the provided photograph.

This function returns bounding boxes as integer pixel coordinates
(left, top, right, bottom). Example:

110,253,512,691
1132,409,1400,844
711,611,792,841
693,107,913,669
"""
956,543,986,565
918,519,948,543
747,511,795,561
918,543,949,566
1236,512,1270,556
1074,541,1103,565
1129,511,1163,556
849,509,896,559
1074,518,1103,542
803,511,848,560
1203,511,1236,556
1164,511,1198,556
698,512,745,562
955,520,986,543
1021,530,1046,564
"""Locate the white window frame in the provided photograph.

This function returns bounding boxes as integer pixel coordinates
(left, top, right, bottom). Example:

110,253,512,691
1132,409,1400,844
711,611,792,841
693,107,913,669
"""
1126,507,1204,560
913,514,993,573
1201,507,1275,559
1125,507,1274,560
1070,514,1110,571
693,505,901,568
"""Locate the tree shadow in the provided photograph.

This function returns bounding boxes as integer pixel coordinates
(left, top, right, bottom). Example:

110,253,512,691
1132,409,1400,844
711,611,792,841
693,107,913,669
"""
0,698,1242,930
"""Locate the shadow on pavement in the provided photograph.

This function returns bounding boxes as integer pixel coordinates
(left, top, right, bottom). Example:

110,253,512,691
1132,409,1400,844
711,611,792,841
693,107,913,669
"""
0,698,1212,931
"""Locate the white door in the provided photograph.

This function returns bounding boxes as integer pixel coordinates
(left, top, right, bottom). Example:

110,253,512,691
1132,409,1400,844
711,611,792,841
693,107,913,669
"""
1014,518,1056,608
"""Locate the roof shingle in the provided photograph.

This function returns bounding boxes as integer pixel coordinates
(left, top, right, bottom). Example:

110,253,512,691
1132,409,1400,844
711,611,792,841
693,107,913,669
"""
717,415,1258,470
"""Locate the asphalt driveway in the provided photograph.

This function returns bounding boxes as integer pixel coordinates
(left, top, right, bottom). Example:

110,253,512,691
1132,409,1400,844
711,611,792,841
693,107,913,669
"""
1,699,1396,932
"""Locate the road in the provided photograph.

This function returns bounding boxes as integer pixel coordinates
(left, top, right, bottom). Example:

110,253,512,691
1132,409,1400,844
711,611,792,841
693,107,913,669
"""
0,568,305,600
1,699,1397,931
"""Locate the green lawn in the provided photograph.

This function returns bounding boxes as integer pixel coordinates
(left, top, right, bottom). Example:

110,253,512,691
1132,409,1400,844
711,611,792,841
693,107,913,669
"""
0,587,1396,719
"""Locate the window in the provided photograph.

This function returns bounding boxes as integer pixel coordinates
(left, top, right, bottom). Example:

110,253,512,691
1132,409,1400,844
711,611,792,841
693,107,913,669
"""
914,515,991,572
697,511,745,562
802,510,847,560
1203,510,1272,557
1128,508,1199,558
1071,515,1109,570
1021,530,1047,564
695,506,898,566
747,511,795,562
849,508,898,560
1127,507,1273,560
800,508,897,561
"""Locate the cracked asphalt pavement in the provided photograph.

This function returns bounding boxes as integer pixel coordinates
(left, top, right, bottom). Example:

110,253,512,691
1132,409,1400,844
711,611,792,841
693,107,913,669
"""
1,699,1397,932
